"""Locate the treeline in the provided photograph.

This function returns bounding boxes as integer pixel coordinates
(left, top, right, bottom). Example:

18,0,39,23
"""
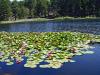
0,0,100,21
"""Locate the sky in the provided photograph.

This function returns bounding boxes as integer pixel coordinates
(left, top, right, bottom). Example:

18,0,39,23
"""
10,0,22,1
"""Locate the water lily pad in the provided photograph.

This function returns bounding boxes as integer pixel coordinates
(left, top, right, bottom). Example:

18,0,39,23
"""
6,62,14,65
0,32,96,69
69,60,76,62
24,61,37,68
75,52,83,56
49,61,62,69
82,51,94,54
39,65,50,68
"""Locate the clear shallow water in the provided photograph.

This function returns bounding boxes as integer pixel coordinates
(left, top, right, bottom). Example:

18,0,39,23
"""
0,20,100,34
0,44,100,75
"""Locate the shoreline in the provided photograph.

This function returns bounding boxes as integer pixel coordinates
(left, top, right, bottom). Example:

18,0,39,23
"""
0,17,100,25
0,18,53,25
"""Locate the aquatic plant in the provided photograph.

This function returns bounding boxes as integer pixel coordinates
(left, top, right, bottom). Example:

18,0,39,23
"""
0,32,95,69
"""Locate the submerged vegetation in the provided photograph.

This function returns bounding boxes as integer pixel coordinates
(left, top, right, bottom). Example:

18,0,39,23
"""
0,32,98,69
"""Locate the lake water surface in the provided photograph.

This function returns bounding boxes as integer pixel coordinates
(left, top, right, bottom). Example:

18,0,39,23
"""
0,20,100,75
0,20,100,34
0,44,100,75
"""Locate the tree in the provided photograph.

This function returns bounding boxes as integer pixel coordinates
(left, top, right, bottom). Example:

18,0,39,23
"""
25,0,37,18
0,0,100,21
94,0,100,17
34,0,49,17
0,0,12,21
11,0,20,20
18,1,29,19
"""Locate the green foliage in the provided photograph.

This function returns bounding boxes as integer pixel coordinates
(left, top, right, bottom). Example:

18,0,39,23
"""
0,0,100,21
25,0,37,17
34,0,49,17
18,1,29,19
0,0,12,21
11,0,20,20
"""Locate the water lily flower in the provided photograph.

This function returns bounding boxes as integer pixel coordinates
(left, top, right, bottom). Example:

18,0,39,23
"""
71,47,77,53
0,52,4,57
19,50,26,55
20,41,28,49
46,51,53,58
16,60,21,64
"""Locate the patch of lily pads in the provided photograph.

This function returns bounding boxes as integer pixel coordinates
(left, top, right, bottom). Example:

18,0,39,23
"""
0,32,97,69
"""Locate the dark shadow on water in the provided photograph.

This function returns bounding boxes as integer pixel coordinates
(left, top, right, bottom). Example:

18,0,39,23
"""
0,44,100,75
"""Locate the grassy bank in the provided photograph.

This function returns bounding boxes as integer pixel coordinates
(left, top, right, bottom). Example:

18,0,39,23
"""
54,16,100,21
0,18,52,25
0,16,100,25
0,32,98,68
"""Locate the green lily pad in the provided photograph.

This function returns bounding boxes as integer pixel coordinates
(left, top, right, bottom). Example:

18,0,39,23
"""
75,52,83,56
69,60,76,62
6,62,14,65
82,51,94,54
40,65,51,68
0,32,96,69
49,61,62,69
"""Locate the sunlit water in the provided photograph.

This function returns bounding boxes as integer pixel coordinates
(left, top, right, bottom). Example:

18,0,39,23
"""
0,20,100,34
0,44,100,75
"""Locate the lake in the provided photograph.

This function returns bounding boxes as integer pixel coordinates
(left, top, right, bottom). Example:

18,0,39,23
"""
0,20,100,75
0,20,100,34
0,44,100,75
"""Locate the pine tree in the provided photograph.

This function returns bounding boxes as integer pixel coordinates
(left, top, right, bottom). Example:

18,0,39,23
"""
11,0,20,20
0,0,12,21
25,0,37,18
35,0,49,17
18,1,29,19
